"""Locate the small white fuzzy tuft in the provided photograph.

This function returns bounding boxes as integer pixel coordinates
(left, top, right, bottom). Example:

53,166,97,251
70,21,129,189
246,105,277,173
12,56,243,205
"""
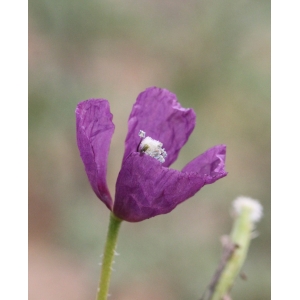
138,130,146,138
138,131,167,163
232,196,263,223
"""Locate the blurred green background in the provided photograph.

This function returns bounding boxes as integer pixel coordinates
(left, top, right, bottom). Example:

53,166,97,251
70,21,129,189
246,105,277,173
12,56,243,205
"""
28,0,270,299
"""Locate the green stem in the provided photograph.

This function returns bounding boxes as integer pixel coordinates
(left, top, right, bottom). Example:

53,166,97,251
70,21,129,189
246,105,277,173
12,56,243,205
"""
211,207,252,300
96,213,122,300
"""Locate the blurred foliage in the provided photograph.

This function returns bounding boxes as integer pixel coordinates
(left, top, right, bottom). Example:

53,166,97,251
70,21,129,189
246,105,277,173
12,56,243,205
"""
29,0,270,299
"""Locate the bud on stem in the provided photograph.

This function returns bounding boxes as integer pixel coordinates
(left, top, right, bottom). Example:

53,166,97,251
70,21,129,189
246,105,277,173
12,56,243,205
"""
207,197,263,300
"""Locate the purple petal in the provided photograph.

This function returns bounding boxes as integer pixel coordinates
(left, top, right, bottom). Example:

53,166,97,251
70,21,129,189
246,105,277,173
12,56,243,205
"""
114,146,227,222
123,87,196,167
76,99,115,210
182,144,227,184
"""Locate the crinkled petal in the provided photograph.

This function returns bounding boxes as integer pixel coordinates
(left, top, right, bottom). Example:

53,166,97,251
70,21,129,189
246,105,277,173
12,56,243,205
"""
76,99,115,210
114,147,227,222
182,144,227,183
123,87,196,167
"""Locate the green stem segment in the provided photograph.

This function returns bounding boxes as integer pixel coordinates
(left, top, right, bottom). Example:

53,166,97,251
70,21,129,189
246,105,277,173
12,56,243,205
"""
96,213,122,300
211,207,252,300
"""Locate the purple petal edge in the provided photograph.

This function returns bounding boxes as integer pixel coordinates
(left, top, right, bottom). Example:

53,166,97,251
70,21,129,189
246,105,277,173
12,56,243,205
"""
182,144,227,184
114,145,227,222
76,99,115,210
123,87,196,167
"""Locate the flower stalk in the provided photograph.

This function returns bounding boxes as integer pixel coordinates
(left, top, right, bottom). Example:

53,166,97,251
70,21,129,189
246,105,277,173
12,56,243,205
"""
96,213,122,300
205,197,263,300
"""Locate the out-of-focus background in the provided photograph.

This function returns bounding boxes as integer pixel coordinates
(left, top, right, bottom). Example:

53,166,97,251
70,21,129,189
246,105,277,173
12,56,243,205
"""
29,0,270,299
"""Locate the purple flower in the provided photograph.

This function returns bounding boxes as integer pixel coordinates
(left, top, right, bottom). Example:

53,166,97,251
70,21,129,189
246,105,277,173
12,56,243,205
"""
76,87,227,222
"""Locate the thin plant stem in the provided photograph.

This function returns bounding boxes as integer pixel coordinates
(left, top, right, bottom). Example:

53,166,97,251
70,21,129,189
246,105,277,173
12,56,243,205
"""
210,207,252,300
96,213,122,300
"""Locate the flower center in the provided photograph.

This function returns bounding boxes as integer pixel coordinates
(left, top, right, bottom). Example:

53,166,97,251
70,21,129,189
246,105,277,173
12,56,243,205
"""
138,130,167,163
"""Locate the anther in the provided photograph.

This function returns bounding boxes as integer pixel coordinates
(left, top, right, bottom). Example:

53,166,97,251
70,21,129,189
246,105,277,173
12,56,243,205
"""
138,130,167,163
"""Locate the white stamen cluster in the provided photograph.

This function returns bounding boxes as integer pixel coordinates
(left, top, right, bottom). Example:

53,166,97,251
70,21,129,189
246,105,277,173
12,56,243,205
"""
232,196,263,223
138,130,167,163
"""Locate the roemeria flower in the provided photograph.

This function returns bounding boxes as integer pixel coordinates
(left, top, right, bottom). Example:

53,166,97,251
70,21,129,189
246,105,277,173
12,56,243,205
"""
76,87,227,222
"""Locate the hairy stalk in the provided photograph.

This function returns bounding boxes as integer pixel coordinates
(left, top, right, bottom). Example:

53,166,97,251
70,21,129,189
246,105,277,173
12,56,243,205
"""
96,213,122,300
